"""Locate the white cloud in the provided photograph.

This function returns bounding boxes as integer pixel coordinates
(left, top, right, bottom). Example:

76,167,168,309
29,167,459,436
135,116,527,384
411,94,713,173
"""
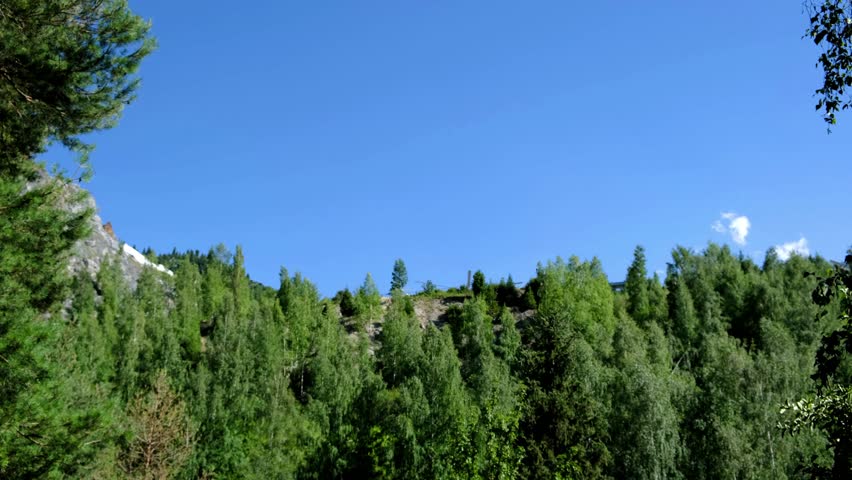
711,212,751,246
774,237,809,261
729,216,751,245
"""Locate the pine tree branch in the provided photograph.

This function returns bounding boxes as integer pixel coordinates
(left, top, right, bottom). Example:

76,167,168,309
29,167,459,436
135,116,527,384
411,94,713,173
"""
14,427,46,447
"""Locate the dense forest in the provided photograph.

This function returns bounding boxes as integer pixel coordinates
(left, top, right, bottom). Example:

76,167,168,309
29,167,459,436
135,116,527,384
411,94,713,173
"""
3,0,852,478
8,234,852,479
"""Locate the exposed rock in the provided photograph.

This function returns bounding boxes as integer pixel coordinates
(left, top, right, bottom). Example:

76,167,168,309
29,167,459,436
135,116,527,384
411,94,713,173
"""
27,172,172,290
413,297,456,328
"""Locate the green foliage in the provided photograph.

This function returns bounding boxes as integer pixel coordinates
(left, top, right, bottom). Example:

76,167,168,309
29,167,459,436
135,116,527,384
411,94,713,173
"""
608,320,682,480
4,230,841,478
667,269,699,365
806,0,852,127
0,0,155,178
0,173,107,477
496,306,522,366
536,256,616,347
520,285,537,311
472,270,486,297
782,386,852,476
518,257,614,478
648,272,668,326
626,245,651,325
378,291,424,387
455,299,523,478
4,161,844,480
391,258,408,292
354,273,383,331
173,257,203,363
420,280,437,296
121,371,194,479
781,255,852,477
496,275,521,308
333,288,357,317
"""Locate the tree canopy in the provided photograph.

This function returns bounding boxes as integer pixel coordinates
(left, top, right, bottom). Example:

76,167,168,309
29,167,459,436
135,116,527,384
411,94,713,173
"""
806,0,852,127
0,0,155,178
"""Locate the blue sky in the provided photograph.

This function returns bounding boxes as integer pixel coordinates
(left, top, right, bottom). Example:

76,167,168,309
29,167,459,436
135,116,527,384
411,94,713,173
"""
45,1,852,295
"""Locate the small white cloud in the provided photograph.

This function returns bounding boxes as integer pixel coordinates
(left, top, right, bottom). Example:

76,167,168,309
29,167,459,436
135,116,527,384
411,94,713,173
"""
712,212,751,246
774,237,809,261
729,216,751,245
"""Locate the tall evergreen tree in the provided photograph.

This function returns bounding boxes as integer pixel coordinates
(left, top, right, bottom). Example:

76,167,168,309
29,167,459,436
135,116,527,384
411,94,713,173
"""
390,259,408,293
472,270,486,297
648,272,669,326
626,245,652,326
0,186,114,477
667,271,699,366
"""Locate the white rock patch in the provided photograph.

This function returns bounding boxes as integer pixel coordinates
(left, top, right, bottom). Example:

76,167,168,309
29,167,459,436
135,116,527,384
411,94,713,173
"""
122,243,174,276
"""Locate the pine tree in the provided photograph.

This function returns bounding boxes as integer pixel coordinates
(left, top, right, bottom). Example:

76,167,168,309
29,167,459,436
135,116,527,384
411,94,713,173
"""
472,270,486,297
497,275,521,308
626,245,651,326
391,258,408,293
120,372,194,479
0,0,155,177
0,176,107,477
648,272,669,327
334,288,357,317
667,271,698,366
520,285,537,311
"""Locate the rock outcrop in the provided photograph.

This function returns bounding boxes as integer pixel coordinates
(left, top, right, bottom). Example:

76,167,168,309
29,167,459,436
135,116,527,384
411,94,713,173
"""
28,172,172,290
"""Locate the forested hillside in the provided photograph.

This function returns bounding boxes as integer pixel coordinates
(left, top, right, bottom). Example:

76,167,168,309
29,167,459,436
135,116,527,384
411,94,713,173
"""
38,241,843,478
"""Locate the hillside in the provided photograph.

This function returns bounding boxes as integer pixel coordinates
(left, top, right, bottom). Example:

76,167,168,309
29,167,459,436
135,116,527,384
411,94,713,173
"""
47,181,849,478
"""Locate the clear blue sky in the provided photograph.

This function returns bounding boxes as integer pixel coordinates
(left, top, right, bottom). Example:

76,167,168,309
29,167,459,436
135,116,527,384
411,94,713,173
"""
45,1,852,295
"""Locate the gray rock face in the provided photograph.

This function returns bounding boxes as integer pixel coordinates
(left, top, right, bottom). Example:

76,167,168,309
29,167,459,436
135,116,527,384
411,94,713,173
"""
68,190,147,289
27,172,163,290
